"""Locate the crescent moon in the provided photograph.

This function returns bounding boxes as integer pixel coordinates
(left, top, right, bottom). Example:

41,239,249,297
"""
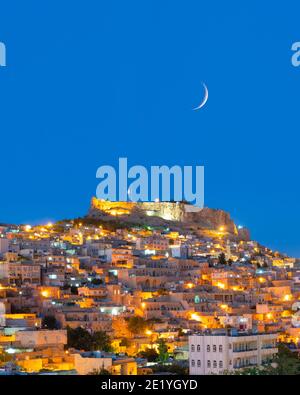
193,82,208,110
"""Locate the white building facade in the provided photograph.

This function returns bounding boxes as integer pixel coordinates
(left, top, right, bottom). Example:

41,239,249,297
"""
189,331,278,374
0,238,9,254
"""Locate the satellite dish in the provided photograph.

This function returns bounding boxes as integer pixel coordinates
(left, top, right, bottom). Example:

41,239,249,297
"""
292,311,300,328
291,302,300,327
292,301,300,311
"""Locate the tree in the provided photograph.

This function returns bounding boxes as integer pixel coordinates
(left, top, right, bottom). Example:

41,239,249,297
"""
92,331,112,352
266,343,300,375
218,253,227,266
67,327,93,351
126,316,148,336
139,348,159,362
152,362,188,375
88,368,111,375
67,327,112,352
157,288,169,296
91,278,103,286
0,351,13,366
112,317,131,338
225,344,300,375
157,338,169,363
70,286,78,295
224,367,266,375
120,338,131,347
42,315,59,329
177,328,184,338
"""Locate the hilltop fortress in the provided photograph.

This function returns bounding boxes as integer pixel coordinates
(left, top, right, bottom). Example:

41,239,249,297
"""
88,198,249,240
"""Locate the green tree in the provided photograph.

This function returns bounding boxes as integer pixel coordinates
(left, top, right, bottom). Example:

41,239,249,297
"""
157,288,169,296
177,328,184,338
120,338,131,347
225,344,300,375
70,286,78,295
263,261,268,268
126,316,148,335
92,331,112,352
0,351,13,366
153,362,188,375
67,327,112,352
42,315,59,329
157,338,169,363
267,343,300,375
224,367,266,375
91,278,103,286
139,348,159,362
88,368,111,375
218,253,227,265
67,327,93,351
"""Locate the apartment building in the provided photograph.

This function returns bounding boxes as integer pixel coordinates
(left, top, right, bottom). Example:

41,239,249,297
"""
8,262,41,285
15,329,67,350
189,330,278,374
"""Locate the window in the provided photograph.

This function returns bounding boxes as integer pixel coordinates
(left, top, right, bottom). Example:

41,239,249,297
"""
207,345,210,352
197,345,201,352
213,345,217,352
219,345,223,352
219,361,223,368
213,360,217,368
207,360,211,368
191,345,195,352
197,360,201,367
191,360,195,367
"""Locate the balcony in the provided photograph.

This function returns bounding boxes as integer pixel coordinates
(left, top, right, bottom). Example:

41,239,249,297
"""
233,348,258,353
233,362,257,369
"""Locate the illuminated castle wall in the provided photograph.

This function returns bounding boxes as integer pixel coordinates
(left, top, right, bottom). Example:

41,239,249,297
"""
88,198,242,237
89,197,192,221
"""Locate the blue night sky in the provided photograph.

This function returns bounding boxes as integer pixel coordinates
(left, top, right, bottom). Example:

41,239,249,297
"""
0,1,299,256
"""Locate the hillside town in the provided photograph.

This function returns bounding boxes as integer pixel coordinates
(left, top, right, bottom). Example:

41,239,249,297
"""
0,200,299,375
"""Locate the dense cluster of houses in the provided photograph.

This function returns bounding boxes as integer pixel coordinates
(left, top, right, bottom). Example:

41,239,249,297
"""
0,216,298,374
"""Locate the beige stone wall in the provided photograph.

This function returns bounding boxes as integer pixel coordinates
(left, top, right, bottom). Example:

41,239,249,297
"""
90,197,185,221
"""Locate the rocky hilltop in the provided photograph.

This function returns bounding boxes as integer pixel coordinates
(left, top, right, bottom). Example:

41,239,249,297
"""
87,198,250,240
